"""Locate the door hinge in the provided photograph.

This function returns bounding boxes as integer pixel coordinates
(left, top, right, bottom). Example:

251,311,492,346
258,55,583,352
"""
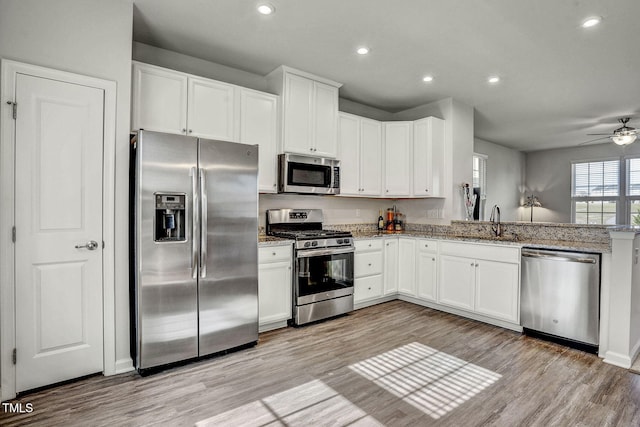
12,348,16,365
11,226,16,243
6,101,16,119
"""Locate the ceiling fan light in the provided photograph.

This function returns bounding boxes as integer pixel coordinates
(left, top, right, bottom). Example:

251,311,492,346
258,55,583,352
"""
611,134,637,145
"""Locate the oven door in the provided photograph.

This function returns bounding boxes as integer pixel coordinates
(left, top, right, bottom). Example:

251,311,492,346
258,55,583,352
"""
295,247,354,305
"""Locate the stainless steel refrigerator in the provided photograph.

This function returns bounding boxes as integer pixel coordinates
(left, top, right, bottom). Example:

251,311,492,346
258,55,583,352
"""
131,130,258,371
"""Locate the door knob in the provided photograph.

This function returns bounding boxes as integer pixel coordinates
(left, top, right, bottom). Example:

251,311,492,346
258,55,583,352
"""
75,240,99,250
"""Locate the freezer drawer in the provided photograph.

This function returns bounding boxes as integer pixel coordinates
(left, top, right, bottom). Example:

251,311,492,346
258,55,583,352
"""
520,248,600,346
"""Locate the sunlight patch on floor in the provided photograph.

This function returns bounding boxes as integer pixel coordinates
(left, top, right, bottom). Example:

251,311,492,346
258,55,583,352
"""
348,342,501,419
195,379,383,427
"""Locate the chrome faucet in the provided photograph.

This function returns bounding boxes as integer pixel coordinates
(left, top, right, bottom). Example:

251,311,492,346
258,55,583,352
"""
490,205,502,238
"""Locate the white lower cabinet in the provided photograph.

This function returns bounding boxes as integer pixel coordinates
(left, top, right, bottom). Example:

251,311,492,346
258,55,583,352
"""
398,238,416,296
383,238,399,295
354,239,384,304
416,239,438,302
438,241,520,324
258,244,292,332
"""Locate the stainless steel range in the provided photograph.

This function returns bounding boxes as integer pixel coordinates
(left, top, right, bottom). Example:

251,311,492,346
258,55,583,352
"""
266,209,354,325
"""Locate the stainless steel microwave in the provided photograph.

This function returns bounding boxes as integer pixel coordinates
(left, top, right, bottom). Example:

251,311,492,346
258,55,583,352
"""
278,153,340,195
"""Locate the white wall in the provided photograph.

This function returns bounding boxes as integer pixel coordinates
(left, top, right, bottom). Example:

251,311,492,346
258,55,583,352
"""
474,138,526,221
0,0,134,371
525,142,640,223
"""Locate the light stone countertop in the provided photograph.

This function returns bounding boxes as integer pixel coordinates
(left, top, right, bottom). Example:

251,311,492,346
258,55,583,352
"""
349,231,611,253
258,235,294,247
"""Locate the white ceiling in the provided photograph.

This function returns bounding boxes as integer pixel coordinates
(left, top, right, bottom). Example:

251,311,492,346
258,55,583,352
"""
132,0,640,152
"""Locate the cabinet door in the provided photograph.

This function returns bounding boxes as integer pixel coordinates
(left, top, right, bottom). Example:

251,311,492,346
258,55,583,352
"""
337,113,361,196
475,260,519,323
383,239,399,295
283,73,313,154
413,116,445,197
187,77,237,141
360,118,382,196
240,89,278,193
438,255,475,311
313,81,338,158
258,260,292,326
132,63,187,134
383,122,412,197
354,275,383,304
417,250,437,302
398,239,416,295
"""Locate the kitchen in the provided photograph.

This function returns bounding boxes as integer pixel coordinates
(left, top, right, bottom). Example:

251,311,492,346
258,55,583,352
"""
2,0,640,425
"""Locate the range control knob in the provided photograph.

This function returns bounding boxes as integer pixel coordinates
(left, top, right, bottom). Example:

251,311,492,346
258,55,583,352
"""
311,241,318,247
337,239,344,244
343,238,350,244
304,242,311,248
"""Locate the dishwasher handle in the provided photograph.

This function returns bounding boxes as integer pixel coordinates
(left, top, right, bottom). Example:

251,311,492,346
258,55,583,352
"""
521,250,597,264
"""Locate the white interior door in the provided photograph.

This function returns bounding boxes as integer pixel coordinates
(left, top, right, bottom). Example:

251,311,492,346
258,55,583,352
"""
14,73,104,392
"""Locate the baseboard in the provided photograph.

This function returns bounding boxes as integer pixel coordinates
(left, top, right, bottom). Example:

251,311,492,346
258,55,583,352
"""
604,350,633,369
113,358,135,375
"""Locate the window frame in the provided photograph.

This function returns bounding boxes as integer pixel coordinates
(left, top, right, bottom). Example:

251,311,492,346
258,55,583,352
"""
625,156,640,225
570,157,622,225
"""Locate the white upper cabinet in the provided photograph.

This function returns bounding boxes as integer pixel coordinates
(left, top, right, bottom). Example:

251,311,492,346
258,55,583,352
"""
132,62,188,135
338,113,382,196
383,122,413,197
132,62,237,140
267,66,342,158
240,88,279,193
413,116,446,197
132,62,280,193
187,76,236,141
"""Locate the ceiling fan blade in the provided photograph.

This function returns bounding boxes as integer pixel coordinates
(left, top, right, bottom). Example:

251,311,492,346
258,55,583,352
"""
586,133,613,136
579,136,610,145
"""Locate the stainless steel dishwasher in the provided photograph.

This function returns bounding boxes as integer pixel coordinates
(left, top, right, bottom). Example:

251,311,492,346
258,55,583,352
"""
520,248,600,349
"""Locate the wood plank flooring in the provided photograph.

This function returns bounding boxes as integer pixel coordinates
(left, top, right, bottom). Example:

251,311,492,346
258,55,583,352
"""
2,300,640,426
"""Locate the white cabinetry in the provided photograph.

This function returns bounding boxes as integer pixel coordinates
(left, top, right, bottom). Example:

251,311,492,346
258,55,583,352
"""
413,117,445,197
187,76,236,140
240,88,279,193
267,66,341,158
338,113,382,196
438,241,520,324
132,62,236,140
416,239,437,302
383,122,413,197
354,239,384,305
258,244,292,332
398,238,416,296
383,238,399,295
132,62,188,135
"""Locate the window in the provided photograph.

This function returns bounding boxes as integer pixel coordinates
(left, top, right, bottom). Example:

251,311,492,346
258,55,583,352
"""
571,157,640,225
571,160,619,224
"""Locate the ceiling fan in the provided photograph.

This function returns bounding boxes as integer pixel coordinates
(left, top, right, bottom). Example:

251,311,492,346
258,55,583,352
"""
582,117,639,146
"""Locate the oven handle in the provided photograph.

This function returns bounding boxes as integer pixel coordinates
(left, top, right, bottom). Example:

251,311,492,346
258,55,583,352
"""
296,247,355,258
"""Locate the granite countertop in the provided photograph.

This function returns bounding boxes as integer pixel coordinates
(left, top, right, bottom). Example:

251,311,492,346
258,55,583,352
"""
350,231,611,253
258,235,294,246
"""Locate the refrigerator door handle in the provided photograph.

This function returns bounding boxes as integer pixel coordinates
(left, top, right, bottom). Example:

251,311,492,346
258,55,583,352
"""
200,168,208,278
191,167,199,279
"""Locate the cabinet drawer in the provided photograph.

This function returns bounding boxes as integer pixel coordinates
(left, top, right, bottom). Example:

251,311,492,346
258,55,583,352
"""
354,275,383,303
355,251,383,277
417,238,438,252
259,245,292,263
439,241,520,263
355,238,384,252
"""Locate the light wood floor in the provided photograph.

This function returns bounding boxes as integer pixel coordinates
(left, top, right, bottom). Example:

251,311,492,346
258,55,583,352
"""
2,300,640,426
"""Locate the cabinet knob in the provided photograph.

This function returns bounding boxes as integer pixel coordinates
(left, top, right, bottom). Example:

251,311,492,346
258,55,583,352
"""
368,263,372,266
182,128,187,133
188,129,193,133
386,189,389,193
475,263,479,267
368,287,372,290
424,244,429,248
470,263,474,266
368,244,372,247
273,183,277,187
432,258,436,261
425,189,428,192
272,252,276,256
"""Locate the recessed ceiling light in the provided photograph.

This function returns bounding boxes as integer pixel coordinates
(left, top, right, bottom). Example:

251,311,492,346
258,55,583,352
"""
422,76,434,83
356,47,370,55
581,16,602,28
257,4,275,15
488,76,500,84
